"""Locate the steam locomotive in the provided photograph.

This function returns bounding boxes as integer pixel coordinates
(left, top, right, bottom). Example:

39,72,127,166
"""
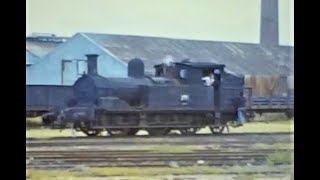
51,54,246,136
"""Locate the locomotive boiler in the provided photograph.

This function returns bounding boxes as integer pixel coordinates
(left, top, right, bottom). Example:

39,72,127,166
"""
56,54,246,136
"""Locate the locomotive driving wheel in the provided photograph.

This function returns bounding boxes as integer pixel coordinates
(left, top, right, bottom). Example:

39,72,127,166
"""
179,128,200,135
127,128,139,136
147,128,170,136
76,122,102,136
107,128,139,136
80,128,103,136
209,126,225,134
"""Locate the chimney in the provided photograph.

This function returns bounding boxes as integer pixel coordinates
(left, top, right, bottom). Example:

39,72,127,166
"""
260,0,279,46
86,54,99,75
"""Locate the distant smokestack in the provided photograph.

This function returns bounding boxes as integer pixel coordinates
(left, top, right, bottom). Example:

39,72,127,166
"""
86,54,99,75
260,0,279,46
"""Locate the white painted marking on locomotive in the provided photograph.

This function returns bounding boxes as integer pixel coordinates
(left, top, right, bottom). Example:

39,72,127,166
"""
180,94,190,106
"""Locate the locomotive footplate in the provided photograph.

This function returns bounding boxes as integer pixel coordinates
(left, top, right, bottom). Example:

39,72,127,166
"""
92,109,234,129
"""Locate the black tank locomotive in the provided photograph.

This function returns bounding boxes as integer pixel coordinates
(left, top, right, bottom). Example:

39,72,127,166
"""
57,54,246,136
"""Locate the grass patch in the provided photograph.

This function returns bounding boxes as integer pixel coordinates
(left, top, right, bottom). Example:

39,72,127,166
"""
26,169,81,180
225,120,294,133
149,144,197,153
236,174,257,180
89,166,226,176
27,164,293,179
255,143,294,150
224,164,292,173
267,151,294,164
26,117,42,127
26,129,87,138
27,166,226,179
198,120,294,134
253,113,291,121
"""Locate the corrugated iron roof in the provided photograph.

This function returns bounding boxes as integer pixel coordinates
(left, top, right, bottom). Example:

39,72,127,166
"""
83,33,294,76
26,36,69,58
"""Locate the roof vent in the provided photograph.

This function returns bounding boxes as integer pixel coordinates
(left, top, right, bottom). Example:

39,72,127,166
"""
30,33,56,37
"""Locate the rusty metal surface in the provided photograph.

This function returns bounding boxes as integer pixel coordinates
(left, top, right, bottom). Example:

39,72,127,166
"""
244,75,293,96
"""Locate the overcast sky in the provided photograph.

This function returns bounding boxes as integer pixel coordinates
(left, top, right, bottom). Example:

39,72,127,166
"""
26,0,294,46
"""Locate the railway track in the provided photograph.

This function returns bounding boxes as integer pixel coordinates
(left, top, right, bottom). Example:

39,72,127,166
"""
27,132,293,147
26,132,293,169
26,149,293,169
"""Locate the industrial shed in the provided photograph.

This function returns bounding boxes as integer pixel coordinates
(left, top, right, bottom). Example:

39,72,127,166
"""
26,33,128,85
27,32,293,95
26,0,293,96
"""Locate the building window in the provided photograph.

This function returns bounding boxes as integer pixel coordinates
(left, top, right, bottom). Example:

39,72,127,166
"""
77,60,87,77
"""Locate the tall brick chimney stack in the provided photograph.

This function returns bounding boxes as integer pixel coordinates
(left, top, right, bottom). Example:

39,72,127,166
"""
260,0,279,46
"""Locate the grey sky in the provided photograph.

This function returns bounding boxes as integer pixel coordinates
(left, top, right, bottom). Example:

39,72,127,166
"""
26,0,293,46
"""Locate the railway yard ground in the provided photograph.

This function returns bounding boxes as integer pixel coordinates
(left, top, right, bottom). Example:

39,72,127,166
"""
26,120,294,180
26,118,294,138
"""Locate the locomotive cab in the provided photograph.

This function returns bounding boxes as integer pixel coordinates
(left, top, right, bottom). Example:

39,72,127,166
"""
154,61,225,86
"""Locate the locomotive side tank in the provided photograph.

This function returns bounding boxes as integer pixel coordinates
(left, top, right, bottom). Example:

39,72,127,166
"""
58,54,246,136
